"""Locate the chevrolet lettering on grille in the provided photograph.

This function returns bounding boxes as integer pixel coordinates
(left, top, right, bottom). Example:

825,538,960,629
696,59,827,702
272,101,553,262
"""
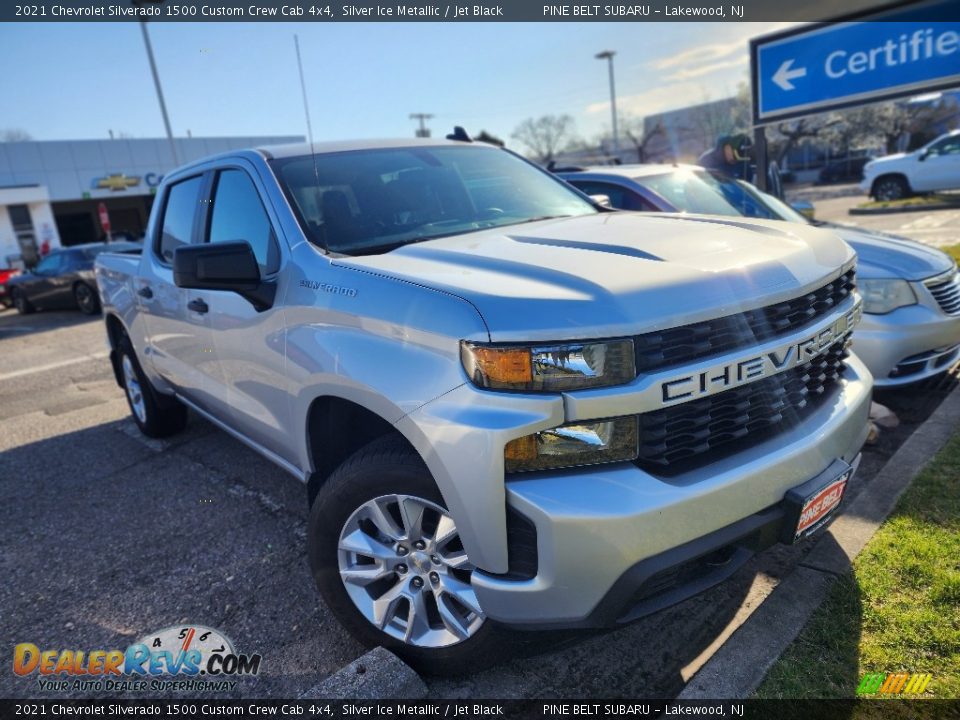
661,301,863,405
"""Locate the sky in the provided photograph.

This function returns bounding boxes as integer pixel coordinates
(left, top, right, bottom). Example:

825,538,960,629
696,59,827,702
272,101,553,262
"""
0,21,792,150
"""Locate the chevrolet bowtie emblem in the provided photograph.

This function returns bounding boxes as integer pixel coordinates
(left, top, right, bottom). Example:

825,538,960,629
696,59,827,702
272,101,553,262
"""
92,174,141,191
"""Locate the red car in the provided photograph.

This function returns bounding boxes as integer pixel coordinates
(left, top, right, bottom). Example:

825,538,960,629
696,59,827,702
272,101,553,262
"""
0,268,21,308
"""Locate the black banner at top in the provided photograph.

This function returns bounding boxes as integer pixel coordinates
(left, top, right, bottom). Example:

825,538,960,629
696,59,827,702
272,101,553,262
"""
5,0,960,22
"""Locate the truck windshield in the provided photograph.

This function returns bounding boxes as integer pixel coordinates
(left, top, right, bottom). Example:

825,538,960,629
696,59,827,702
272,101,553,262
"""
639,168,794,222
270,145,597,255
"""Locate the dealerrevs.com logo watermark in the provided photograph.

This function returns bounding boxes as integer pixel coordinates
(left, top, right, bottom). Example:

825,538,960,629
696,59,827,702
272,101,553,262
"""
856,672,933,695
13,625,261,693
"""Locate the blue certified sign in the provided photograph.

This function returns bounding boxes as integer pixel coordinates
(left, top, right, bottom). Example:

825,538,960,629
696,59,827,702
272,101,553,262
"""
752,0,960,123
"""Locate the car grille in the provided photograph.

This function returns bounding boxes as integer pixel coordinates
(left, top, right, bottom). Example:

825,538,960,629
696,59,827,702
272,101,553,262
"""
634,268,856,373
635,338,850,473
926,271,960,316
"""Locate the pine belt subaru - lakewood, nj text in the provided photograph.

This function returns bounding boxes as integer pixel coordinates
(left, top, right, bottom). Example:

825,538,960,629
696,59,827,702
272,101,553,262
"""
95,136,871,672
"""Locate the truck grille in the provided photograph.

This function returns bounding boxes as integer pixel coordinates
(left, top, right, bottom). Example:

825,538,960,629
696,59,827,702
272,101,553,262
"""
636,338,850,473
634,269,856,373
926,271,960,316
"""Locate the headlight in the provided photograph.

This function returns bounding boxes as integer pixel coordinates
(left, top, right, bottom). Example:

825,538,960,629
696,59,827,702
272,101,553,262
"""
461,339,635,391
859,278,917,314
504,416,639,473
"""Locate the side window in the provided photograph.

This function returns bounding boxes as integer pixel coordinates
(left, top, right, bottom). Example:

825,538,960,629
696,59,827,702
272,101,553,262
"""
207,169,279,276
35,253,65,275
571,181,654,212
158,176,204,264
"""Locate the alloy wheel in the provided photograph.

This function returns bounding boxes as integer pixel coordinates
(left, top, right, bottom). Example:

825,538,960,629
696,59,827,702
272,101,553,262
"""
337,494,485,648
122,355,147,423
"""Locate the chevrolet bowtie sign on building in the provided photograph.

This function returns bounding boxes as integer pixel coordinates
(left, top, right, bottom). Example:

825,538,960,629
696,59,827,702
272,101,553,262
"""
91,174,142,192
751,0,960,123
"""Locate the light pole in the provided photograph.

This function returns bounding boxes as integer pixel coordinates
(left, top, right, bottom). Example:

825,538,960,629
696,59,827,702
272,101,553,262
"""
409,113,434,138
595,50,619,159
140,21,179,166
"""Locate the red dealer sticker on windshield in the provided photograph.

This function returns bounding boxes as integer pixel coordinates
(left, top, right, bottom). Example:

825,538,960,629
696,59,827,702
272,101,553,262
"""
795,475,848,541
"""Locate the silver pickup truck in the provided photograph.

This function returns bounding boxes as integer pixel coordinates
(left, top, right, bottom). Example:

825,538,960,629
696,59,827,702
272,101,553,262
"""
95,136,872,672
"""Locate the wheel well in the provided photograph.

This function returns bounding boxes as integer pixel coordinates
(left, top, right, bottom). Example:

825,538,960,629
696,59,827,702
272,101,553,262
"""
872,173,909,194
305,396,413,506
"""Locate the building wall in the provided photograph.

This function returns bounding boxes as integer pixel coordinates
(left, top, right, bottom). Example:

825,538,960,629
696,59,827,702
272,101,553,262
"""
0,136,303,203
0,135,302,260
0,186,60,267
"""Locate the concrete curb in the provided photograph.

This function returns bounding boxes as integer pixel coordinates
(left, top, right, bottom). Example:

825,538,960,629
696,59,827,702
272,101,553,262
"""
678,384,960,700
299,647,427,701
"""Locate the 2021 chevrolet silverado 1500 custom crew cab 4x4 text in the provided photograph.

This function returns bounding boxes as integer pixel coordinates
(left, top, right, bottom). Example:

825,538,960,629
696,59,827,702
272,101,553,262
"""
95,136,872,672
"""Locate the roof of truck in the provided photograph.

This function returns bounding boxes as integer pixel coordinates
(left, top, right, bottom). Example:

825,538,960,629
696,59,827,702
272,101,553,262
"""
258,137,493,159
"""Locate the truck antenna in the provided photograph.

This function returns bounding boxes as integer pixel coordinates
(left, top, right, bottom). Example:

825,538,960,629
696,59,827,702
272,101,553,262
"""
294,34,327,250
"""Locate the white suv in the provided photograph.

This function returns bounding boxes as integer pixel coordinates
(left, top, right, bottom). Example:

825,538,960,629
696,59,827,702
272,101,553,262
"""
862,129,960,200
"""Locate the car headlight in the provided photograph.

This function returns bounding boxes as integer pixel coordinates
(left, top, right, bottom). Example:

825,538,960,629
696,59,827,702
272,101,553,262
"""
504,416,639,473
859,278,917,314
460,339,635,391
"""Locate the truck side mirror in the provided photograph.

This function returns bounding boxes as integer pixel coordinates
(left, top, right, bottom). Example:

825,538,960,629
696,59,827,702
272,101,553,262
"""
918,149,929,162
173,241,276,311
590,194,613,209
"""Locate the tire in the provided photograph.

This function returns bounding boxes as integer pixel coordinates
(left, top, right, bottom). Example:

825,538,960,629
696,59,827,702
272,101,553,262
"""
12,289,34,315
118,335,187,438
873,175,910,201
307,435,511,675
74,282,100,315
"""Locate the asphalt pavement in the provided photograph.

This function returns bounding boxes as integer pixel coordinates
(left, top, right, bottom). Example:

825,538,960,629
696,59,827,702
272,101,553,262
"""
1,197,958,700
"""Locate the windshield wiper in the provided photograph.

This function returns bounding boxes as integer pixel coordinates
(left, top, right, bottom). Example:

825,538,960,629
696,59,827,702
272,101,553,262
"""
507,215,572,226
341,230,475,256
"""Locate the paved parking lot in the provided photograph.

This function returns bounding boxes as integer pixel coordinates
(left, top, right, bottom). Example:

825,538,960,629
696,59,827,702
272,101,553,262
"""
809,190,960,249
1,202,958,700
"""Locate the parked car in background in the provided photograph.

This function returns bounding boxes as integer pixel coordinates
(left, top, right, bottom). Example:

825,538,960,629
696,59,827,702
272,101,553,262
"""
817,157,872,185
8,242,141,315
0,268,21,308
560,164,960,386
861,129,960,200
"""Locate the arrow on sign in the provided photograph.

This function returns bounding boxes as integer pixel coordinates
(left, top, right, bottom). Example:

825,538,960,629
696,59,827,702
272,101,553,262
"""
773,59,807,91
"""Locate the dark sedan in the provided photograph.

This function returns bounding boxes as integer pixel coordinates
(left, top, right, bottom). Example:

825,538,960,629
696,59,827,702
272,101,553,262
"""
8,242,141,315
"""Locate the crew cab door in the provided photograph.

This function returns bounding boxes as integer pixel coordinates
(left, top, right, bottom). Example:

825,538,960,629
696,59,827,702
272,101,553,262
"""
137,173,221,410
197,162,294,463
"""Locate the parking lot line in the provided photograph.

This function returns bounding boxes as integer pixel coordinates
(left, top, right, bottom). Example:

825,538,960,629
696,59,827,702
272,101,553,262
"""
0,350,109,382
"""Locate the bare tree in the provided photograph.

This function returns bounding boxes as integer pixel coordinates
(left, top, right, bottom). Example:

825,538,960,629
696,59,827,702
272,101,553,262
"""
0,128,32,142
853,101,955,153
770,116,842,165
511,115,577,164
623,119,665,163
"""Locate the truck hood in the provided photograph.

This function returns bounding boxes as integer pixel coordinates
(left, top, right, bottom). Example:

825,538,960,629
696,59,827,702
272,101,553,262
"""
865,152,914,171
821,222,955,281
335,213,855,342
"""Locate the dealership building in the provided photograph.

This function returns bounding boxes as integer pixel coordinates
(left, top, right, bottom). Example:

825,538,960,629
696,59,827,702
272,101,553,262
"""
0,135,302,266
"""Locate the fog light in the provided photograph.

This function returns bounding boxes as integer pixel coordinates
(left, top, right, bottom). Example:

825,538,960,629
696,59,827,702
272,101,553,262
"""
504,416,638,473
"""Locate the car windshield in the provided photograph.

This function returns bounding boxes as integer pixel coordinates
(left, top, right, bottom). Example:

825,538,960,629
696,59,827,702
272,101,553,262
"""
270,145,597,255
752,187,811,225
638,168,795,222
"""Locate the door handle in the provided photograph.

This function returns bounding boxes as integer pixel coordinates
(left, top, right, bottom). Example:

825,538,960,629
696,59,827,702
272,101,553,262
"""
187,298,209,314
137,286,153,299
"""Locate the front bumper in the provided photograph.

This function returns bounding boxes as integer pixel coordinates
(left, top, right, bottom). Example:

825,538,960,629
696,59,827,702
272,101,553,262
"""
466,354,871,626
853,294,960,386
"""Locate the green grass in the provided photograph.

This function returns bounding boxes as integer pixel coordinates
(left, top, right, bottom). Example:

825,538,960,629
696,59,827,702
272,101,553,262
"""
855,195,960,211
755,432,960,701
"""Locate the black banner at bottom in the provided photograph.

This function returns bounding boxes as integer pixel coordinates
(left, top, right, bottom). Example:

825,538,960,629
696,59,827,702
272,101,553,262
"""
1,700,959,720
